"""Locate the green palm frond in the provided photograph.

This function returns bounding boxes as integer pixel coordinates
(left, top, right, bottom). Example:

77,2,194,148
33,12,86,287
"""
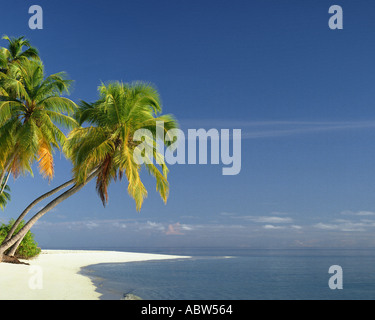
0,184,11,210
1,35,39,65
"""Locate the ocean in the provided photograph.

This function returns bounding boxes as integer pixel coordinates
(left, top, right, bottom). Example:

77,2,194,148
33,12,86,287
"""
80,248,375,300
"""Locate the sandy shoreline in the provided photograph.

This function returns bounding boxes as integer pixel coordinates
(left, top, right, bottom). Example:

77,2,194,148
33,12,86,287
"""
0,250,189,300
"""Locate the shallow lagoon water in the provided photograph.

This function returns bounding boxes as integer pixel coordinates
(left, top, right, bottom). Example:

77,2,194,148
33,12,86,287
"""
81,248,375,300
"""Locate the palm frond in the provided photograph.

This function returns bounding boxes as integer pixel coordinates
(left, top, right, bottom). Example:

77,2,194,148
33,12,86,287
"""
95,154,116,206
0,183,11,210
37,139,54,181
145,163,169,204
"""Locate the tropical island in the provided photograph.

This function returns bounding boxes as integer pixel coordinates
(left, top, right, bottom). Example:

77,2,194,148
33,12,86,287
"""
0,36,187,298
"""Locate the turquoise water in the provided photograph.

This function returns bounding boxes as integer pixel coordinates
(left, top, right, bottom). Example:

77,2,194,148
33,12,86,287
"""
80,248,375,300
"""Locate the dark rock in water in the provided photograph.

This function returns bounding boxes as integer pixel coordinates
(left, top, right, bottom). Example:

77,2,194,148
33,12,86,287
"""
122,293,143,300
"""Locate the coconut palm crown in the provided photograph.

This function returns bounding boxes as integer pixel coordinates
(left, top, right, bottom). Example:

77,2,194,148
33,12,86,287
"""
0,35,39,74
64,81,178,211
0,58,78,182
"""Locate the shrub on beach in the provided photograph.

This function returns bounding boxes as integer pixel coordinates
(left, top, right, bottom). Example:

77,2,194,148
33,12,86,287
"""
0,220,41,259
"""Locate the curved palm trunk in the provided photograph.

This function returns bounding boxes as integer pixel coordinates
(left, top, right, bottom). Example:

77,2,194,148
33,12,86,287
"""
0,169,9,190
5,179,75,257
0,170,11,194
2,178,75,245
0,170,98,262
7,238,22,257
0,156,14,194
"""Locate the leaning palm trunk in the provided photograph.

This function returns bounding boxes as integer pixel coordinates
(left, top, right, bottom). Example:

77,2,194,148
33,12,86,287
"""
0,170,98,262
0,170,7,192
0,170,11,194
6,239,22,257
0,155,15,194
2,178,76,246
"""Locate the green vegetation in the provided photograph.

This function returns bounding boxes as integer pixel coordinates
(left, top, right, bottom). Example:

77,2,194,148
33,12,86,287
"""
0,219,41,259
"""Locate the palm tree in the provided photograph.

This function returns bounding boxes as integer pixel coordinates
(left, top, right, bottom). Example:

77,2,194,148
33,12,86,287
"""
0,58,78,188
0,36,40,209
0,35,39,75
0,35,39,99
0,35,41,187
0,81,178,261
0,58,78,246
66,81,177,209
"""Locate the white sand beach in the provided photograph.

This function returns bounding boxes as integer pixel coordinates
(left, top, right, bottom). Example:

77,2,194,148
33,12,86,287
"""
0,250,189,300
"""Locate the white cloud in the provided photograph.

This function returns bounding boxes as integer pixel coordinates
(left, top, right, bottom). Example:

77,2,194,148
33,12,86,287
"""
262,224,302,231
251,216,294,224
112,222,127,229
263,225,285,230
180,224,194,231
34,219,131,231
140,221,165,231
291,225,303,230
313,223,339,230
85,221,100,229
314,221,368,232
341,210,375,216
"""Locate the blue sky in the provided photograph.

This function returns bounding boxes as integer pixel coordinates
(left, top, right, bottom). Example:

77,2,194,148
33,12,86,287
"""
2,0,375,249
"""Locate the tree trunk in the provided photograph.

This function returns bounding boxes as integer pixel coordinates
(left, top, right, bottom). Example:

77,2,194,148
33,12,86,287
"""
0,169,8,191
2,178,75,245
7,238,22,257
0,154,16,194
0,161,12,194
0,169,11,194
0,170,98,262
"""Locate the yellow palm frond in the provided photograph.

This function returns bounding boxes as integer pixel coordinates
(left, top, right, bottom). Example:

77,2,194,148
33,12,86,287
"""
37,141,54,181
123,148,147,211
146,163,169,204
